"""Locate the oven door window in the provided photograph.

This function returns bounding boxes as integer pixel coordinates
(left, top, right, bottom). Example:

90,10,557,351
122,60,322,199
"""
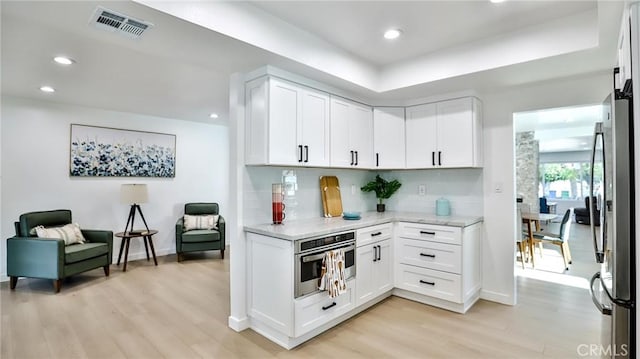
299,249,355,283
300,257,323,283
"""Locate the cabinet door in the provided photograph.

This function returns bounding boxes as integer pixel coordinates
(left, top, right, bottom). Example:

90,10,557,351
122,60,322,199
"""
300,89,330,166
330,97,353,168
405,103,437,168
350,103,373,168
355,243,376,306
374,239,393,294
373,107,405,169
436,98,474,168
268,79,300,165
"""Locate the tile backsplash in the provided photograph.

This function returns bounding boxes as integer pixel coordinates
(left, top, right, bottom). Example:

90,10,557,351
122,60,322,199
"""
243,166,483,225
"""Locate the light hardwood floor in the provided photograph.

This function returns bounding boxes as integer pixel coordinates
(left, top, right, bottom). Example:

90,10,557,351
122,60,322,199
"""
2,234,606,359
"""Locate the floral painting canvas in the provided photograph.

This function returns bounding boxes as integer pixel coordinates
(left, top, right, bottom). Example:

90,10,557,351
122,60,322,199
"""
70,124,176,177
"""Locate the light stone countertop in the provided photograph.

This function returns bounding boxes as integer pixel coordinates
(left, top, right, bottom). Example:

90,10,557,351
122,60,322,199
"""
243,211,483,241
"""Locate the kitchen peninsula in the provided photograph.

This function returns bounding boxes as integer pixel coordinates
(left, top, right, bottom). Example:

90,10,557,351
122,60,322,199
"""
244,211,482,349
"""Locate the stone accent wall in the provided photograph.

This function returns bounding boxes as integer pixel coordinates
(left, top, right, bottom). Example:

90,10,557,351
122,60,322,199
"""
516,132,539,212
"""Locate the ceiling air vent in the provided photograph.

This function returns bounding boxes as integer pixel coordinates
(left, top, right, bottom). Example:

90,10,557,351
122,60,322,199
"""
90,6,153,39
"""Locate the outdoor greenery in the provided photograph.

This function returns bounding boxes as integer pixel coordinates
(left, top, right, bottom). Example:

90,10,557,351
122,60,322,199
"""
361,175,402,204
539,162,603,199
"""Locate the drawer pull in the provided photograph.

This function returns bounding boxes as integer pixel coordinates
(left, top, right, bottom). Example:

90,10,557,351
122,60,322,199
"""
420,253,436,258
419,280,435,286
322,302,337,310
420,231,436,235
371,232,382,237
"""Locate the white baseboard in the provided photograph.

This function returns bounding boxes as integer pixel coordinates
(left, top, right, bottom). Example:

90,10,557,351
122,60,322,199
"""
480,289,515,305
228,315,249,332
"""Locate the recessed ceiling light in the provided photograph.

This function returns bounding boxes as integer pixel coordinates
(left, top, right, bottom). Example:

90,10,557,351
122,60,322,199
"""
53,56,75,65
383,29,402,40
40,86,55,93
490,0,506,3
209,113,219,119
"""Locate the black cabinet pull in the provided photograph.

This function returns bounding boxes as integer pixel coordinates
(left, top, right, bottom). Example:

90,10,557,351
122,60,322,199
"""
432,152,435,166
420,231,436,235
350,150,354,165
420,253,436,258
371,232,382,237
438,151,442,166
373,245,378,262
420,280,435,286
376,153,379,167
377,245,381,261
322,302,337,310
298,145,303,162
304,145,309,163
355,151,358,166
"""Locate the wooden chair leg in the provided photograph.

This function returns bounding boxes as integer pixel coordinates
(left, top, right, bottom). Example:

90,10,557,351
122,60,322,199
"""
53,279,62,293
564,242,573,264
559,243,569,271
103,265,110,277
517,242,525,269
9,276,18,290
538,242,544,257
177,253,183,262
221,249,225,260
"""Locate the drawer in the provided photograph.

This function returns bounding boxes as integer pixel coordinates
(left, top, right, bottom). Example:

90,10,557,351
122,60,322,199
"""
398,222,461,245
356,223,392,247
294,280,354,336
398,238,461,274
396,264,462,303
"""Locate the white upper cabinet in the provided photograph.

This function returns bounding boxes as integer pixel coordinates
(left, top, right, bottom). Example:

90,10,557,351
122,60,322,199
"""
330,97,373,168
245,76,329,167
405,103,437,168
373,107,406,169
406,97,482,169
300,89,331,166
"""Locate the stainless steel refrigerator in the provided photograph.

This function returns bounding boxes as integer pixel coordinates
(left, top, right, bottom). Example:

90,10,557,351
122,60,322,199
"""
589,87,635,358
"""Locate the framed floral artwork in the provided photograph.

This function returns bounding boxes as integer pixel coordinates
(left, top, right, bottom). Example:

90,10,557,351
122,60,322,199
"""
70,124,176,177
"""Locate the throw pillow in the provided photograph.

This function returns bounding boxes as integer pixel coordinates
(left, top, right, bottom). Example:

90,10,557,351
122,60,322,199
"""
35,223,86,245
183,214,218,231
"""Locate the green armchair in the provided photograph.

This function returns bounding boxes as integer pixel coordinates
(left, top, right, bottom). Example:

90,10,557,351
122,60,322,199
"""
7,209,113,293
175,203,225,262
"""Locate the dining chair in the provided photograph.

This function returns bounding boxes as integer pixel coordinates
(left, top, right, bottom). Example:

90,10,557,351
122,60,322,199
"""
532,208,574,271
515,208,529,269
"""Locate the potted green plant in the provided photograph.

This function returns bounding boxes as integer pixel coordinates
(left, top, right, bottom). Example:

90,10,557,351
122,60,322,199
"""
361,175,402,212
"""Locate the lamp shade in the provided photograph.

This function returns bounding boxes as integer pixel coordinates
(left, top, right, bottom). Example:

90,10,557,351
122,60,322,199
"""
120,184,148,204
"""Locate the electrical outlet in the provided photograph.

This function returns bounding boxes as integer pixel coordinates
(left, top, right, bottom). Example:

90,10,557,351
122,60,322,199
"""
418,184,426,196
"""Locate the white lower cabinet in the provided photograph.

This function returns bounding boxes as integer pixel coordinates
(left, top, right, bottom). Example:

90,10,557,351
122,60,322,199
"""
246,219,482,349
394,222,482,313
294,280,354,336
356,224,393,306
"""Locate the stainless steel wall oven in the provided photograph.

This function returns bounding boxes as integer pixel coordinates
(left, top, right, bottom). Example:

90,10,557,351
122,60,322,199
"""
294,231,356,298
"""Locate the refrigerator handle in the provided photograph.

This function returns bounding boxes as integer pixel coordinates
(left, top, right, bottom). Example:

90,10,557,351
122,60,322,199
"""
598,272,636,310
590,272,612,315
590,127,605,263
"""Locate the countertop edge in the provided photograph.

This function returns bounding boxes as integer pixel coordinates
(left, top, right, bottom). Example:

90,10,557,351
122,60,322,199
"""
244,213,483,241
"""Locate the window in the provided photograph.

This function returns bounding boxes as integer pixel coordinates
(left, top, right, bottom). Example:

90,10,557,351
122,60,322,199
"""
539,162,602,200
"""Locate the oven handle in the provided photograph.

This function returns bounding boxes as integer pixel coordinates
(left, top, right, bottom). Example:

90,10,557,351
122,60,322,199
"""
301,243,355,263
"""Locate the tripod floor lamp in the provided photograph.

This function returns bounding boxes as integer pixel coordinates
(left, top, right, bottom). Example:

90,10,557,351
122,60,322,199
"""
120,184,150,235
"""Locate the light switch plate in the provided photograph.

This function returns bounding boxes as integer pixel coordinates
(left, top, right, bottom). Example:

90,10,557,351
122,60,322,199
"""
494,182,503,193
418,184,426,196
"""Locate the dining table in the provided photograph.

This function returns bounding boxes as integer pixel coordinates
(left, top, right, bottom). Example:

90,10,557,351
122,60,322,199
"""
521,212,558,267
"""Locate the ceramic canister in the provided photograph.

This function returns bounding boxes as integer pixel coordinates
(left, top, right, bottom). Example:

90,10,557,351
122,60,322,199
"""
436,198,451,216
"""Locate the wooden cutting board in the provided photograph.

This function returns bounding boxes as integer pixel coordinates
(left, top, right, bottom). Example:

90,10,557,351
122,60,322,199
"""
320,176,343,218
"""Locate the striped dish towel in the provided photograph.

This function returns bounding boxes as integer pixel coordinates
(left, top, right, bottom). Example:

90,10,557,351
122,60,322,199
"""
318,249,347,298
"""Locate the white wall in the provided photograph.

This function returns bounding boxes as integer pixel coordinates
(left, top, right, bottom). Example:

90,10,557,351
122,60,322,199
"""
481,71,611,304
1,96,229,278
